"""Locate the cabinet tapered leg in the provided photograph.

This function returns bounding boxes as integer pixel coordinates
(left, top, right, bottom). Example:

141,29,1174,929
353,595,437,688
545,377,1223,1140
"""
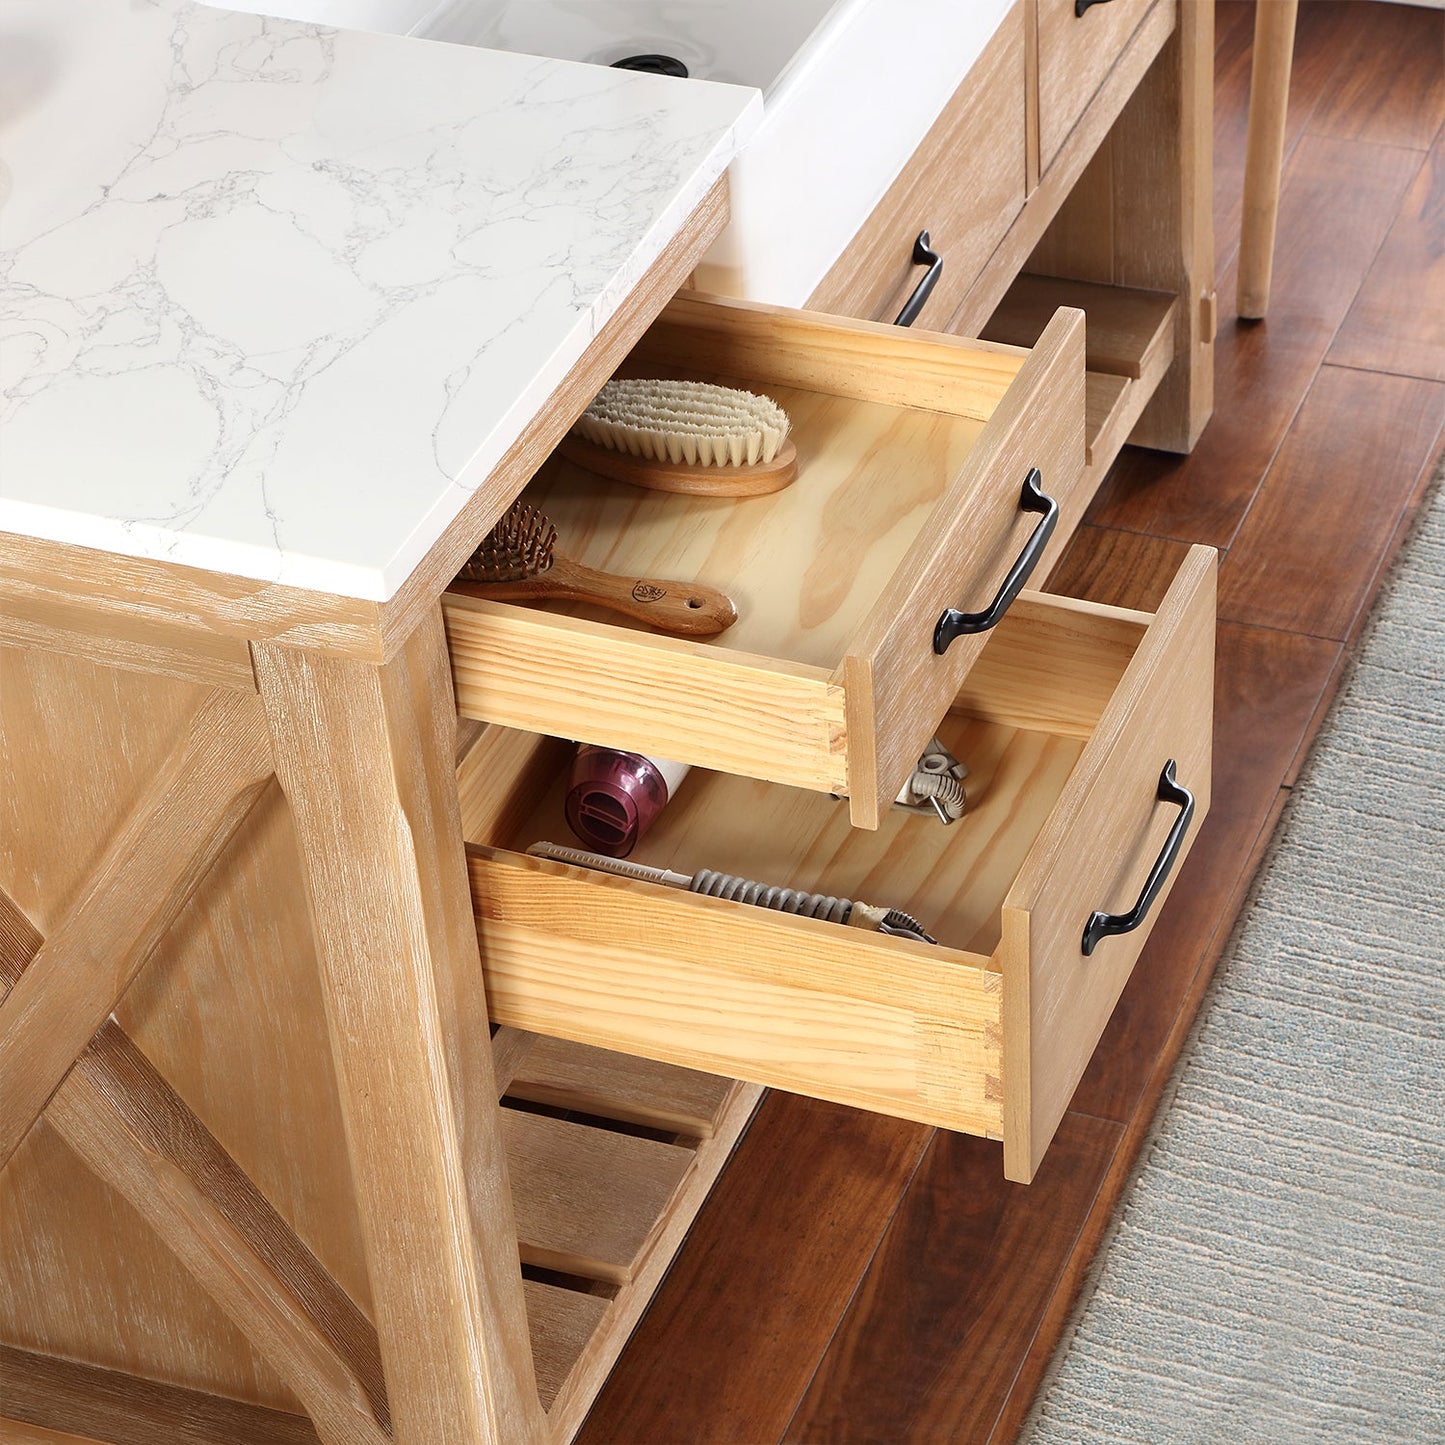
254,610,544,1445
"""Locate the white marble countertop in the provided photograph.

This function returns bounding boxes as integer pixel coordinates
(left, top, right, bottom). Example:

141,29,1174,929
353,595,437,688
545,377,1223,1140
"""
0,0,761,600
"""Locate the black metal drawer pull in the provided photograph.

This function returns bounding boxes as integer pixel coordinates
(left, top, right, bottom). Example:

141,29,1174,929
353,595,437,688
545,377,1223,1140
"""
895,231,943,327
932,468,1058,653
1081,761,1196,956
1075,0,1118,16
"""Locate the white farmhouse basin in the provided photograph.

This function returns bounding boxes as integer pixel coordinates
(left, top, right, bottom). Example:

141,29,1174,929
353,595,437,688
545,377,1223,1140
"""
211,0,1014,306
286,0,849,93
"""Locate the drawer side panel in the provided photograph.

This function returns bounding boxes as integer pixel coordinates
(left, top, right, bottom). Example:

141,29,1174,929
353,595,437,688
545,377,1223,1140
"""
470,853,1003,1138
444,598,848,795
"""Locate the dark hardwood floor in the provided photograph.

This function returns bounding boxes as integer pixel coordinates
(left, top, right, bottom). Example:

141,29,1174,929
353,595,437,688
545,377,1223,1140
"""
581,5,1445,1440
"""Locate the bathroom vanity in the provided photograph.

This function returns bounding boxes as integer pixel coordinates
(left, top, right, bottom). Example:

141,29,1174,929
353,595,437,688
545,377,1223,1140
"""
0,1,1214,1440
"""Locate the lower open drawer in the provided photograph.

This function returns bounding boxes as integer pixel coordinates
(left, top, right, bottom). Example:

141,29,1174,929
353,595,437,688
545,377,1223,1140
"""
464,547,1214,1183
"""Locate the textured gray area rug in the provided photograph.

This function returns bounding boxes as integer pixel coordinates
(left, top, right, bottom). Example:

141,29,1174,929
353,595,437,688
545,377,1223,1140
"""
1025,466,1445,1445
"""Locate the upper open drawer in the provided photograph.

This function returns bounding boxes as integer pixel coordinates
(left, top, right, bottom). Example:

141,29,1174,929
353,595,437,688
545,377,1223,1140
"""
442,293,1085,828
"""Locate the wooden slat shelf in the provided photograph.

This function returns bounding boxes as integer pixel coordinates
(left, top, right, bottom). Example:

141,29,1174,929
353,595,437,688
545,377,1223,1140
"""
503,1107,696,1285
524,1281,610,1413
980,272,1178,476
0,1040,758,1441
1086,371,1132,467
508,1036,737,1140
494,1036,760,1431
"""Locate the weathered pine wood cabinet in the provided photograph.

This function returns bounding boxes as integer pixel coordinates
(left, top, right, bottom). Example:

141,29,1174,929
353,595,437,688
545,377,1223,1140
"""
0,2,1214,1439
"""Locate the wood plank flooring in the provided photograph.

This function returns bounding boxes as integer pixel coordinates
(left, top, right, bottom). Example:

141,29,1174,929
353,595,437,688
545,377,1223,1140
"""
1331,134,1445,385
582,5,1445,1440
578,1094,934,1441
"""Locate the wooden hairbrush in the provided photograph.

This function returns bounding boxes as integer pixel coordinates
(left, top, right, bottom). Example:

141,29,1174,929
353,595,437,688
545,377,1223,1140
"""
450,502,737,638
560,378,798,496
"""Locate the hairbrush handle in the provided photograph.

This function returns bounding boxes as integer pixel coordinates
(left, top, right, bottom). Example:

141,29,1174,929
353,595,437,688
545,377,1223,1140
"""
453,553,737,637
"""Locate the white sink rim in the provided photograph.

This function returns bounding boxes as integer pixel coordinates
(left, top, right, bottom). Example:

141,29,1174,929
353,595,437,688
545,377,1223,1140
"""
695,0,1015,308
204,0,862,98
199,0,1015,309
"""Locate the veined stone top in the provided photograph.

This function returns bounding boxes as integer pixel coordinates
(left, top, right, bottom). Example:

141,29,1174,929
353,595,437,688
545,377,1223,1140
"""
1,0,761,600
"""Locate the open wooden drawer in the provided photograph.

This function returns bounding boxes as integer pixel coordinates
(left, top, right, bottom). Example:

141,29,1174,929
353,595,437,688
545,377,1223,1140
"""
463,546,1215,1183
443,292,1087,829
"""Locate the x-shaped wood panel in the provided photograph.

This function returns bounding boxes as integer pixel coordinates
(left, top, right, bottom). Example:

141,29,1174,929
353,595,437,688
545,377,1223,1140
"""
0,693,391,1444
1,614,549,1445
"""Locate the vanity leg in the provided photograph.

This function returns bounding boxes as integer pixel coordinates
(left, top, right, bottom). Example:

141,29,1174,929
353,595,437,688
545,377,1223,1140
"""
254,611,544,1445
1030,0,1216,454
1109,0,1215,453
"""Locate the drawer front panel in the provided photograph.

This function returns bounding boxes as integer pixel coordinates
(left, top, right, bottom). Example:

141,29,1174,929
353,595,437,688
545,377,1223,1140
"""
1001,543,1215,1182
809,5,1026,329
470,852,1005,1137
1038,0,1162,176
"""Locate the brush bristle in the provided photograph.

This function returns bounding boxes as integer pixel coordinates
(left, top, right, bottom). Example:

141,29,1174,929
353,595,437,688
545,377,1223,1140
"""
573,378,790,467
457,502,557,583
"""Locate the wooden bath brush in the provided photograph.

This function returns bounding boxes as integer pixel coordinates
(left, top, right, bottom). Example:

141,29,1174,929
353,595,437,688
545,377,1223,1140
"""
559,378,798,496
450,502,737,637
